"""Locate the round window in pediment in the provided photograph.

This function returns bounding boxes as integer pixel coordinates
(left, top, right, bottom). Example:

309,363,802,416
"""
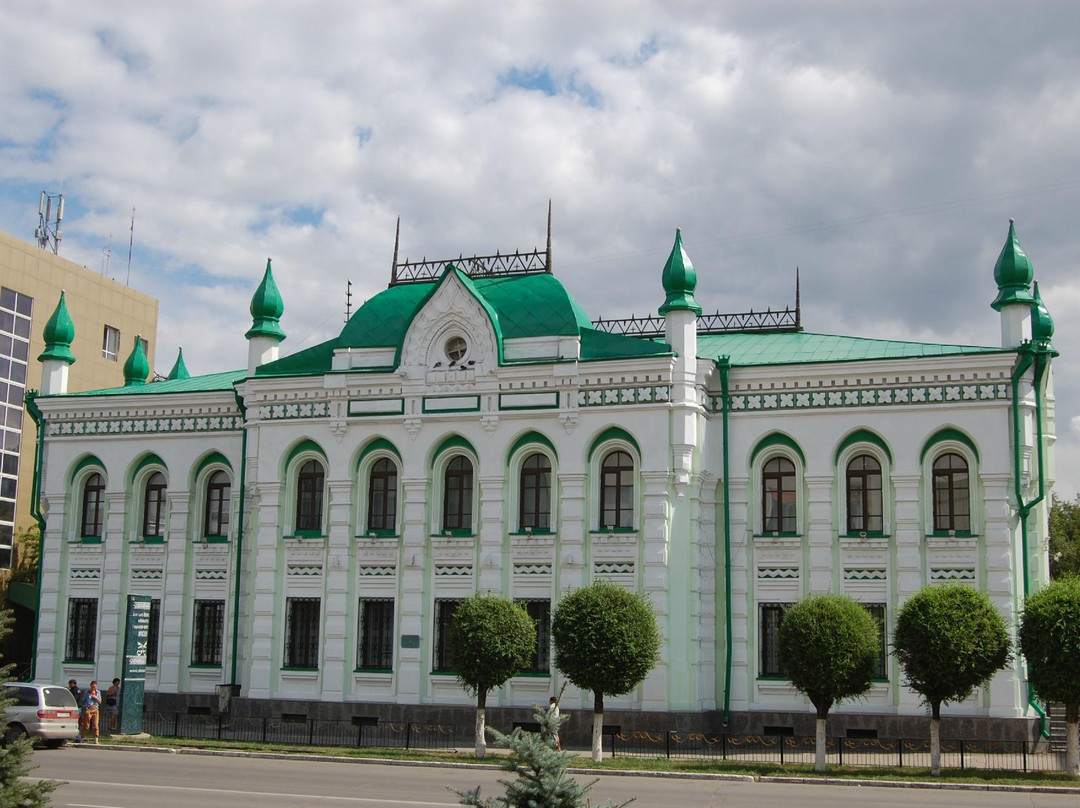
444,335,468,363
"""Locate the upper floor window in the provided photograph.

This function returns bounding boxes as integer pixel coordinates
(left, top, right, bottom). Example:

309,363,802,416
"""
442,456,473,532
204,470,231,538
932,452,970,533
762,457,796,533
367,458,398,533
102,325,120,361
519,453,551,531
142,471,167,538
600,450,634,529
296,459,325,534
80,472,105,538
846,455,882,534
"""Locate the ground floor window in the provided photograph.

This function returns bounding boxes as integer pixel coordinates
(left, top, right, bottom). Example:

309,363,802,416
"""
192,599,225,666
517,599,551,674
357,598,394,670
433,599,461,672
65,598,97,663
147,598,161,665
864,603,887,680
284,597,321,669
759,603,790,678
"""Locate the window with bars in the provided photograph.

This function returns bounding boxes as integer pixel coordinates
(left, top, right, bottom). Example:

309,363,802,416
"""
204,470,231,538
519,453,551,530
80,472,105,538
846,454,883,534
192,600,225,666
932,452,970,532
759,603,790,678
433,599,461,672
295,459,325,533
142,471,167,538
367,458,397,533
600,450,634,529
65,598,97,663
762,457,797,533
517,599,551,673
864,603,887,680
147,599,161,665
357,598,394,670
442,457,473,532
284,597,321,669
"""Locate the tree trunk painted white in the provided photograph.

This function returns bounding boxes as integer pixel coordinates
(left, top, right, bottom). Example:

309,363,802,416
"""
475,704,486,759
592,691,605,763
1067,703,1079,777
815,717,827,773
930,715,941,776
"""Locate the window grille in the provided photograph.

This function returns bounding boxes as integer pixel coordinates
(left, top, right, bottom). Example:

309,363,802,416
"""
357,598,394,670
517,599,551,673
433,599,461,671
759,603,789,677
284,597,321,669
65,598,98,662
147,599,161,665
192,600,225,666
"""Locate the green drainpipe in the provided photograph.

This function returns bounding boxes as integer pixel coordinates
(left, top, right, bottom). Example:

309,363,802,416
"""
718,357,733,725
24,391,47,682
1010,346,1051,738
229,391,249,690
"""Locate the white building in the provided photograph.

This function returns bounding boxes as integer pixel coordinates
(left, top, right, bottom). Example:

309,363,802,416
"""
27,219,1056,741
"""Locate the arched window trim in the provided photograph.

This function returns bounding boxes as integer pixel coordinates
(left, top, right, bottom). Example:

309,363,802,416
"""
750,443,805,537
284,446,328,537
192,462,233,543
836,442,891,537
75,467,106,542
356,450,401,537
130,461,169,543
924,443,978,537
507,444,556,534
430,446,479,537
141,470,168,540
588,438,640,533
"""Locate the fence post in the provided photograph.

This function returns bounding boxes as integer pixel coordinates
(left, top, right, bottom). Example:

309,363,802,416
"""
406,722,411,751
262,716,268,744
838,735,842,767
959,738,965,770
666,730,671,759
898,737,902,768
779,734,784,766
1022,739,1027,772
722,731,727,761
173,712,179,737
309,718,315,746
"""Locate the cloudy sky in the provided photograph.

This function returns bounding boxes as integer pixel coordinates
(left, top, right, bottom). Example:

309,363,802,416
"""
2,1,1078,497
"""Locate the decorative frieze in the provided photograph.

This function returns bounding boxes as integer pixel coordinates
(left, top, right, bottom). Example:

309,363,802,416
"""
716,382,1009,413
49,414,242,436
577,386,670,408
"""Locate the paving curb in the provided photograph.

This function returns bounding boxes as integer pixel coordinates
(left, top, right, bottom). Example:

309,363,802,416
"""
72,743,1080,793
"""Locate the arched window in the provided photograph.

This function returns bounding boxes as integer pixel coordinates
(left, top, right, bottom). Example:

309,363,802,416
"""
142,471,167,538
80,472,105,538
204,470,231,538
443,456,473,532
519,452,551,530
762,457,796,533
846,455,882,534
367,457,398,533
296,459,325,533
600,450,634,529
932,452,970,532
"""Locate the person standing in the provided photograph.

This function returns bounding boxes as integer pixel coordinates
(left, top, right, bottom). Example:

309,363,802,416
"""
67,679,84,743
547,696,561,751
104,678,121,733
83,681,102,743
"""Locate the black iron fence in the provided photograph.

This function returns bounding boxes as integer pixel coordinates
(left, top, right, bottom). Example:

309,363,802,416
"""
140,712,457,750
608,731,1066,773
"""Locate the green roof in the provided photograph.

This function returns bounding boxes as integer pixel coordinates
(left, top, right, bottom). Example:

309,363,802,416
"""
56,369,248,397
696,331,1007,366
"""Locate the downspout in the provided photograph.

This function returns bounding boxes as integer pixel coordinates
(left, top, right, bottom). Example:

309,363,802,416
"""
24,392,47,682
230,390,249,688
717,357,733,725
1010,345,1050,738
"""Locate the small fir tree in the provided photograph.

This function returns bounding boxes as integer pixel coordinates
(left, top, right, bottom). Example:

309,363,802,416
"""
0,610,57,807
449,594,537,758
778,594,879,772
452,699,630,808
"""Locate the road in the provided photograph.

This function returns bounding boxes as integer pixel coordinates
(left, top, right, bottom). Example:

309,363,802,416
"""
26,746,1079,808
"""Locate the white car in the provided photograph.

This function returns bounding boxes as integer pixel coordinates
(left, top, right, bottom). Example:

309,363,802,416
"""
2,683,81,748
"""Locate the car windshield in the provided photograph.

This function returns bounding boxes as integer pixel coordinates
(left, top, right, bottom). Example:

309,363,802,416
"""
42,687,78,708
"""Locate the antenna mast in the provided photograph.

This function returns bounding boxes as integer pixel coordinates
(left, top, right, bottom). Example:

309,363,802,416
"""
35,190,64,254
345,280,353,323
102,234,113,276
126,207,136,286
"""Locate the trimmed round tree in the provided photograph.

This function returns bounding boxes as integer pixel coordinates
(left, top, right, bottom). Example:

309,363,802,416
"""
894,584,1011,775
552,580,660,762
450,594,537,758
1020,577,1080,776
778,594,879,772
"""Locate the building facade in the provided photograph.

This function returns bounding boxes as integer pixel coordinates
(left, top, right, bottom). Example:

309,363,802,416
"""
0,229,158,569
27,221,1056,740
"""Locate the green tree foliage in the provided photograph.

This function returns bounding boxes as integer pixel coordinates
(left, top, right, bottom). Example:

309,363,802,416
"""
452,699,629,808
1049,494,1080,579
552,581,660,762
449,594,536,758
778,595,879,772
0,610,57,807
1019,577,1080,775
894,584,1011,774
